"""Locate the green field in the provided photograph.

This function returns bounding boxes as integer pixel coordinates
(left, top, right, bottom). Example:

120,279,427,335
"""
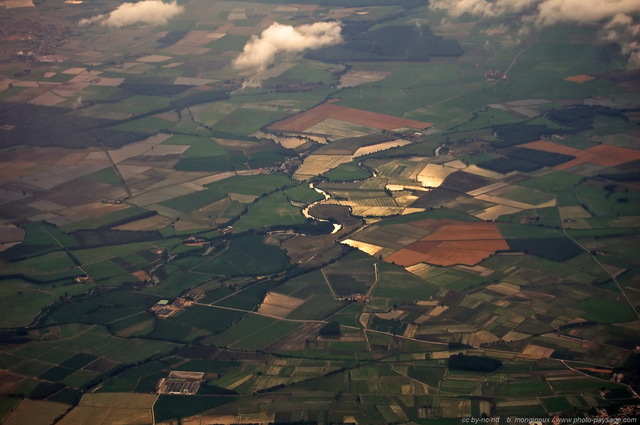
170,305,246,334
0,279,60,327
193,235,289,275
372,262,440,300
322,161,373,182
209,174,292,195
284,184,325,203
232,191,307,231
575,298,637,323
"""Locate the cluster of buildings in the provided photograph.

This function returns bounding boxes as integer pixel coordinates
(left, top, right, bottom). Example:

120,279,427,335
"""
149,295,199,318
336,294,371,303
261,156,302,176
484,70,508,81
2,18,73,62
155,371,204,395
593,403,640,422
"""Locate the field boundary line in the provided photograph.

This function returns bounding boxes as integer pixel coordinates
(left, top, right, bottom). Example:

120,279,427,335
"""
556,196,640,320
365,263,379,297
102,146,132,198
320,269,337,297
196,302,326,324
151,394,159,425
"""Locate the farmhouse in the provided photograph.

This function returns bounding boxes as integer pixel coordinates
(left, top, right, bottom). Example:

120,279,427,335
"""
73,275,92,283
150,297,196,317
156,371,204,395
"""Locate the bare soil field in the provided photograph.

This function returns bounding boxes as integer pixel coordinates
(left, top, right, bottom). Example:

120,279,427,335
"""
423,222,505,241
564,74,595,83
177,31,216,46
0,371,23,393
269,99,432,133
259,292,305,318
137,55,172,63
0,224,25,244
520,140,582,155
383,221,508,266
522,140,640,170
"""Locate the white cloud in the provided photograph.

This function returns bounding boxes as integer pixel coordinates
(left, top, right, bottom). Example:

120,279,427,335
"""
233,21,343,73
429,0,537,19
601,13,640,67
79,0,183,28
535,0,640,26
430,0,640,25
430,0,640,66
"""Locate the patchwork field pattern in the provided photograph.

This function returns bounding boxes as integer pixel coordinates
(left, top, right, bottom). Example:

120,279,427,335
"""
383,220,509,267
1,1,640,423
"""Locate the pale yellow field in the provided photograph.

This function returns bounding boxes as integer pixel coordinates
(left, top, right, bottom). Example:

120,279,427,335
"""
559,205,592,219
475,194,555,210
417,163,457,188
341,239,383,255
108,133,173,163
252,131,309,149
306,118,378,139
174,77,217,86
522,344,555,359
30,91,66,106
293,154,352,180
502,330,533,342
485,283,521,296
465,330,500,347
353,139,412,157
463,165,505,180
474,204,522,220
338,70,390,88
56,394,156,425
128,184,198,207
137,55,172,63
258,292,305,318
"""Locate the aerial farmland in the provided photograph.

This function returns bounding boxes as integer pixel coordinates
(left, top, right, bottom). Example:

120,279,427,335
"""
0,0,639,424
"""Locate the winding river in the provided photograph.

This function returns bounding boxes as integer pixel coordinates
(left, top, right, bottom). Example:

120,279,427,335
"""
301,183,343,234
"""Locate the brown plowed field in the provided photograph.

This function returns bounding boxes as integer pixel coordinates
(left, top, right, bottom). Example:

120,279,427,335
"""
520,140,581,156
422,222,504,241
384,248,433,267
268,99,433,132
422,247,497,267
437,239,509,251
520,141,640,170
564,74,595,83
382,220,507,267
404,240,440,253
408,218,458,230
